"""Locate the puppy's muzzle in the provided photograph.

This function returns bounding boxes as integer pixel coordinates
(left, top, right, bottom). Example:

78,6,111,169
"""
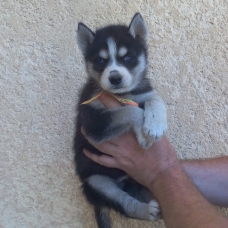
109,70,122,85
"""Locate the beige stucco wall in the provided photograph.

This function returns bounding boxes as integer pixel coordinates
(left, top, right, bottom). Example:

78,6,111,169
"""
1,0,228,227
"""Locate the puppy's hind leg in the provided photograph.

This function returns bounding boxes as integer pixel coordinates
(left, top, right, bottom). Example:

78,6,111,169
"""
84,175,160,222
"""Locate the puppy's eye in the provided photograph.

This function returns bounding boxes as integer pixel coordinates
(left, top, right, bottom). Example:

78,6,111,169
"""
123,55,132,62
97,58,105,64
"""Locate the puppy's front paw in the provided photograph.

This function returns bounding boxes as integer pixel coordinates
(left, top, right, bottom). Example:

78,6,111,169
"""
143,110,167,141
143,119,167,141
148,200,161,221
143,96,167,142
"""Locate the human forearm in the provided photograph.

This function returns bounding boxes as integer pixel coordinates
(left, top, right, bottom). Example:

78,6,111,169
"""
151,164,228,228
181,156,228,207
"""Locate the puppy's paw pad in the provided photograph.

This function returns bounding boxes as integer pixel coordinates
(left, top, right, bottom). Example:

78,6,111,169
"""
148,200,161,221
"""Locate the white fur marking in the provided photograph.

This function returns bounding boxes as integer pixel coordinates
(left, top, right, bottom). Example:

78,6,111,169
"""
107,38,117,62
99,49,109,59
118,47,128,57
133,54,146,76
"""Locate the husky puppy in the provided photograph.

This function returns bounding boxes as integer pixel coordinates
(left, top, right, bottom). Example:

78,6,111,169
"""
74,13,167,228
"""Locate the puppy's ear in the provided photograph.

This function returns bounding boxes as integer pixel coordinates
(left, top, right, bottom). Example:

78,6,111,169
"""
128,13,148,46
77,23,95,55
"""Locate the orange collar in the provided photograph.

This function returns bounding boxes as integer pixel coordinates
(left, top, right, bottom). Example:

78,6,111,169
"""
81,91,138,107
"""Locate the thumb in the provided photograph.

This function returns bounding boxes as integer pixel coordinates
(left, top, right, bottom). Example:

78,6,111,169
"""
99,93,122,109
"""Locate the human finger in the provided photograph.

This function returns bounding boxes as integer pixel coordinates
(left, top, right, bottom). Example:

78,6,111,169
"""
88,139,118,156
83,149,119,168
99,93,122,109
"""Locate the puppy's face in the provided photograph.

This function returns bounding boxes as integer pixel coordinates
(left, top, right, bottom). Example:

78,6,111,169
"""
77,13,148,94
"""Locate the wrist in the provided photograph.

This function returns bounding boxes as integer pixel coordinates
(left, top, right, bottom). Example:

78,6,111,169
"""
149,162,183,193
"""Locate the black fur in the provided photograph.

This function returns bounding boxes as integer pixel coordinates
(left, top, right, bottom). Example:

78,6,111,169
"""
95,207,111,228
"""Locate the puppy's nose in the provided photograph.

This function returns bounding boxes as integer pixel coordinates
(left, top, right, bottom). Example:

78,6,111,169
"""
109,75,122,85
109,71,122,85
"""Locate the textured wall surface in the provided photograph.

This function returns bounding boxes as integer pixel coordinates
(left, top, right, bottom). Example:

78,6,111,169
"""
1,0,228,227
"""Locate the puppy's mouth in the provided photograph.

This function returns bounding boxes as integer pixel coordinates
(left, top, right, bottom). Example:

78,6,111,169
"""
105,85,131,94
110,84,126,90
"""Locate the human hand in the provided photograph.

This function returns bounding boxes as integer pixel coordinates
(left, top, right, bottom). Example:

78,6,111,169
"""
82,93,180,190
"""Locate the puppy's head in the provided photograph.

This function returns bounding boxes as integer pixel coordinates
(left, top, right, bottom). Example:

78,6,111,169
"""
77,13,148,94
